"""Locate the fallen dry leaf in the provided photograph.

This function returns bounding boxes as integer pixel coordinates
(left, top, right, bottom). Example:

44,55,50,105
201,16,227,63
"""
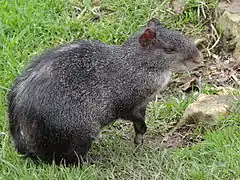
179,76,201,93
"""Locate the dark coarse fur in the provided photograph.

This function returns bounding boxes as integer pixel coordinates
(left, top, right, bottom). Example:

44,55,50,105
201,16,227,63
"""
8,18,202,165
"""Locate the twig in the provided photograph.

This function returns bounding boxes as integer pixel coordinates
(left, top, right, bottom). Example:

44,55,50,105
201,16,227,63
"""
231,74,240,86
209,24,221,50
201,3,206,18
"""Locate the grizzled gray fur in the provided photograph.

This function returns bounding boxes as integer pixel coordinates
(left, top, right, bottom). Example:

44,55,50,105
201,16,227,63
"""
8,18,202,165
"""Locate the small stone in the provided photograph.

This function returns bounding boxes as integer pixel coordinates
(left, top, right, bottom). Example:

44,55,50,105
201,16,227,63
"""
176,94,239,129
169,0,187,14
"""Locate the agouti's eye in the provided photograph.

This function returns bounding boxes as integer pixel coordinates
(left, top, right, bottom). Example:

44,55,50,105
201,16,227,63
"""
164,48,176,54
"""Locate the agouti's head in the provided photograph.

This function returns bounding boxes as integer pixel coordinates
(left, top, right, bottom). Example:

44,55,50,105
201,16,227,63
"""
138,18,202,72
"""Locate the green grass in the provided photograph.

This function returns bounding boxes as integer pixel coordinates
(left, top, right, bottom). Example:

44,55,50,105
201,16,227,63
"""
1,0,240,179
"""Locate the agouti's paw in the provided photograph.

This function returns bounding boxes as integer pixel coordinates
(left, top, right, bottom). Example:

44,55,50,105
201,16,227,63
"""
134,133,143,145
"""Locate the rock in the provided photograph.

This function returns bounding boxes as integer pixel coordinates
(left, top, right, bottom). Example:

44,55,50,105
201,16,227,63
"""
218,0,240,14
234,37,240,59
161,94,238,148
175,94,239,130
218,12,240,37
217,1,240,59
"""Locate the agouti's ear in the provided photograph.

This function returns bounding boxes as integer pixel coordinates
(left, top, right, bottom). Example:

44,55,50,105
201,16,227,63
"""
147,18,160,27
138,28,156,47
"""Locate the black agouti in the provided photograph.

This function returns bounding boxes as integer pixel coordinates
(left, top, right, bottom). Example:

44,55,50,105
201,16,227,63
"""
8,18,202,165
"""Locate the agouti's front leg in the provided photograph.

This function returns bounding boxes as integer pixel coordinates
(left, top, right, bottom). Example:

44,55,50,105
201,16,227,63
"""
133,121,147,145
130,105,147,145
